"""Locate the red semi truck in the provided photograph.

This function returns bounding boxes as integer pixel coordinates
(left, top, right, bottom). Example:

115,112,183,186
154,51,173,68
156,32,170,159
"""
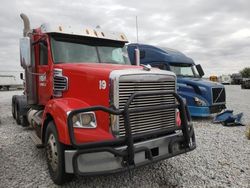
12,13,196,184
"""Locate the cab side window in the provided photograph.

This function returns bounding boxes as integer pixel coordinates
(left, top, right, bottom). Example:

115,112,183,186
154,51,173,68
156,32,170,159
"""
39,42,48,65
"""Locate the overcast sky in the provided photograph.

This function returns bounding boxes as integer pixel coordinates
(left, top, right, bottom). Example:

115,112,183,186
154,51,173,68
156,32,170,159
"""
0,0,250,76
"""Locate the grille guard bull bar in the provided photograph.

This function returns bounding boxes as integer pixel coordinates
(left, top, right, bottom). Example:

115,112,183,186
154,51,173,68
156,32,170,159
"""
67,91,195,175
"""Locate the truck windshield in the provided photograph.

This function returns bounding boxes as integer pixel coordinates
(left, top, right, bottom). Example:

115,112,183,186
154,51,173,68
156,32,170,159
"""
169,63,199,78
50,36,130,65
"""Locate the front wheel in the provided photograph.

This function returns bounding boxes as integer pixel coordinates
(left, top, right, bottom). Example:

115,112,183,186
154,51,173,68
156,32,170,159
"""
45,121,72,185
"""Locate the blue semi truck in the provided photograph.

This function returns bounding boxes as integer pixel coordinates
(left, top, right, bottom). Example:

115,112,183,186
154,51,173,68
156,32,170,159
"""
127,43,226,117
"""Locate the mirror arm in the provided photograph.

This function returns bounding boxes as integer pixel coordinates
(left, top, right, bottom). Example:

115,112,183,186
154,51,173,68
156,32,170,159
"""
27,69,47,76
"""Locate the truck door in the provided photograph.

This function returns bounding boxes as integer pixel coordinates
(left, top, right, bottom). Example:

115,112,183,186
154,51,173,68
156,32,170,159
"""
37,40,53,105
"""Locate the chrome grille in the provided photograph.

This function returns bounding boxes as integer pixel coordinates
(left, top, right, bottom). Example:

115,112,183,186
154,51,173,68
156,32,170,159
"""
118,80,176,137
53,69,68,97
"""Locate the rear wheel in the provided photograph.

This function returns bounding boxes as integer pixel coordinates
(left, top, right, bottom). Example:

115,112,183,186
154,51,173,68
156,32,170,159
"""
12,95,17,119
15,102,22,125
45,121,71,185
21,116,29,127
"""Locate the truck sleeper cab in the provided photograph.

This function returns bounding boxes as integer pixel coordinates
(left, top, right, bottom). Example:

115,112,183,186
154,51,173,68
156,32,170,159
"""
13,14,196,185
128,44,226,117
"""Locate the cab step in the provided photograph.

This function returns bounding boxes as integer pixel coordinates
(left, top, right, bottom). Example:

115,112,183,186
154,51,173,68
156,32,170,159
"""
30,131,44,149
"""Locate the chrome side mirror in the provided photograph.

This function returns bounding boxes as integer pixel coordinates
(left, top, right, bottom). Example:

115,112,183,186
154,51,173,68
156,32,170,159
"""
196,64,204,77
20,37,31,68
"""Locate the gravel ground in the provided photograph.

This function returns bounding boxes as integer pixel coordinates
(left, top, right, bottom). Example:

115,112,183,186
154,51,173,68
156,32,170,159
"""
0,85,249,188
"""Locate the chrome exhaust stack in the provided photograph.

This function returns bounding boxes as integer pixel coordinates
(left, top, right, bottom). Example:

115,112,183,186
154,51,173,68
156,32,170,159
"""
20,13,38,105
20,13,31,37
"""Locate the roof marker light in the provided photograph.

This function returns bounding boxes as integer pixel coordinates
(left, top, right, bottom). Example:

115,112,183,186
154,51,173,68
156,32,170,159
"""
58,26,62,31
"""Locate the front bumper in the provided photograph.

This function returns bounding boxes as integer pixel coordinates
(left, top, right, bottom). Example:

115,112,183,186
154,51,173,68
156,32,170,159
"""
65,131,195,174
188,104,226,117
66,91,196,175
188,106,210,117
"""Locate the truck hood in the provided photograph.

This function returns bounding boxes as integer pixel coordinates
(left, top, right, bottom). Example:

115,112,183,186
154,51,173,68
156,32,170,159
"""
177,77,223,88
54,62,173,105
53,63,175,108
177,77,225,105
53,62,175,133
54,63,140,107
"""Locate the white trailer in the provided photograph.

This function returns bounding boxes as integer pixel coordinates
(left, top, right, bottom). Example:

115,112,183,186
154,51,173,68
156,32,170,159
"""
0,75,19,90
219,75,231,85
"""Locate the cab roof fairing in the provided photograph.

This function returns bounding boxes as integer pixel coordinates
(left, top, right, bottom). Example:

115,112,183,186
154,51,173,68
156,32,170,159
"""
40,23,128,43
128,43,195,65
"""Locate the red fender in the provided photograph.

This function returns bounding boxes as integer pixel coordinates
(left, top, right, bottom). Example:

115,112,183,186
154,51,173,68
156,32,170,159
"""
42,98,114,145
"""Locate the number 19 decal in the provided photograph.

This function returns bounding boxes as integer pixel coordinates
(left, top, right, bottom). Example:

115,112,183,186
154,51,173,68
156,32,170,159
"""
99,80,107,90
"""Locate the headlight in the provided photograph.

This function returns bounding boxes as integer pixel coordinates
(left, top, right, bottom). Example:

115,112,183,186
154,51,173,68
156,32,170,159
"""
72,112,97,128
193,97,206,106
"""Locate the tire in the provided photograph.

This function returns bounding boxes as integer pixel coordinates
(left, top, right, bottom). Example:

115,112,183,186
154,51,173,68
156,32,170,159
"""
15,102,22,125
45,121,71,185
21,116,29,127
14,95,28,126
12,95,17,119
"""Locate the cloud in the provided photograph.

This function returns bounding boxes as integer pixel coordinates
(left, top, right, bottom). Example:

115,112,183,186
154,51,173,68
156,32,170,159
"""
0,0,249,76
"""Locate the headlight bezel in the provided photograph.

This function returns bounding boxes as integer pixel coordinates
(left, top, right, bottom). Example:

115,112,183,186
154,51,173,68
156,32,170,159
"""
193,97,207,106
72,111,97,129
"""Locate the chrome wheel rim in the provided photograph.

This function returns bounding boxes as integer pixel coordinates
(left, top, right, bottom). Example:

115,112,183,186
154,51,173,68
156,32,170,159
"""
46,134,58,171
